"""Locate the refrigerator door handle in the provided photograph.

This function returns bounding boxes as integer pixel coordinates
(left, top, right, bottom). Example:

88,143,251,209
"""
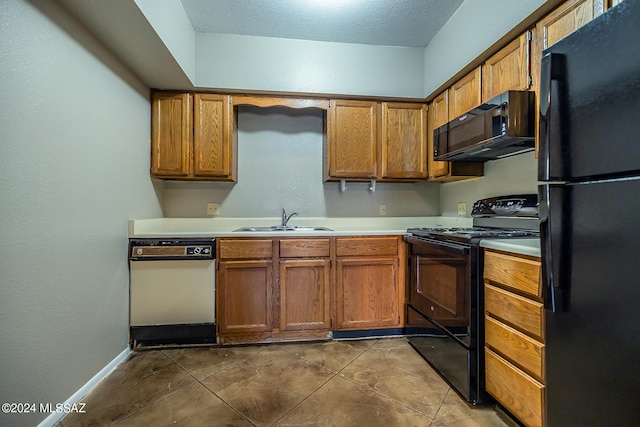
539,184,570,312
538,52,567,181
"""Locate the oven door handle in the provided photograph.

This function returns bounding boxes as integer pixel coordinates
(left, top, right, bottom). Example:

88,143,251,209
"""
405,236,470,254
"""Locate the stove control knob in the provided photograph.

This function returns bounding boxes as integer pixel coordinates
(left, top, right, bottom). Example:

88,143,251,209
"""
193,247,202,254
136,248,143,255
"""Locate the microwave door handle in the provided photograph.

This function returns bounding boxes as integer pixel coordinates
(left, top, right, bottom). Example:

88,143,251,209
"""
538,52,567,182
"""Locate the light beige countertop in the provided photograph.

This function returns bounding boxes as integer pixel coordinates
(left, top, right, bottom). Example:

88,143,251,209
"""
480,238,541,258
128,216,474,238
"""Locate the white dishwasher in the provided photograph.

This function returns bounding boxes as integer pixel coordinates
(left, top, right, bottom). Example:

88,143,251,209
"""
129,238,216,348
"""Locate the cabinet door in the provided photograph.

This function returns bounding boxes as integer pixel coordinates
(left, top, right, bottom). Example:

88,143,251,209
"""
334,258,399,330
380,102,427,179
482,31,532,102
532,0,595,157
428,91,451,179
151,92,191,177
449,66,482,119
537,0,594,51
279,259,331,331
326,99,378,179
217,260,273,335
193,93,235,180
428,91,484,182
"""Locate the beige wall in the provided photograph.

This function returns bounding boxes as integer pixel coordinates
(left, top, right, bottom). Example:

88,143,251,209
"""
0,1,162,426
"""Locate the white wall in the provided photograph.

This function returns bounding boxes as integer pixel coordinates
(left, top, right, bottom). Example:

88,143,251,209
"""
163,107,440,218
196,33,425,98
134,0,196,83
424,0,546,95
424,0,545,213
0,1,162,426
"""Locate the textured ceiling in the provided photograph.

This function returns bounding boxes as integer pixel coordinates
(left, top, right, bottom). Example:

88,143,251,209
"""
180,0,464,47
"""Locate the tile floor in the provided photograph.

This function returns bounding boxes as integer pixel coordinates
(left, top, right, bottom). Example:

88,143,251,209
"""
57,338,517,427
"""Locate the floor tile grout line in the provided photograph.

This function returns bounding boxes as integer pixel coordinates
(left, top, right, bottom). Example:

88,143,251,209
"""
80,350,207,427
265,369,342,427
269,338,438,424
162,346,271,427
332,370,438,423
171,343,347,427
332,341,446,422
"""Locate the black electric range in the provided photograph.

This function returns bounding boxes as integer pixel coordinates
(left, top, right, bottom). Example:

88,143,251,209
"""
404,194,539,404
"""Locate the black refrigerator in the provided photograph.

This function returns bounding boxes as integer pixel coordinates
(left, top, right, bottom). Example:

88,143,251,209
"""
538,1,640,426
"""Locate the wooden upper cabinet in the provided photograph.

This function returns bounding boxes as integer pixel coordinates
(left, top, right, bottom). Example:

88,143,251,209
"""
449,66,482,119
427,87,484,182
151,92,191,177
532,0,595,93
482,31,532,102
428,91,450,180
380,102,427,179
531,0,597,157
193,93,235,179
538,0,595,51
326,99,379,180
151,91,237,181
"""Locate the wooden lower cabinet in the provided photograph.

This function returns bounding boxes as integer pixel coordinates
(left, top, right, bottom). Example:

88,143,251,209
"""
334,257,399,330
484,249,544,427
216,236,404,343
485,348,545,427
333,236,403,331
279,259,331,331
217,259,273,335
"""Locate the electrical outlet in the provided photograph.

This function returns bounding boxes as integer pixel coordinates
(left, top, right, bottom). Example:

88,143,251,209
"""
457,202,467,216
207,203,220,216
379,204,387,216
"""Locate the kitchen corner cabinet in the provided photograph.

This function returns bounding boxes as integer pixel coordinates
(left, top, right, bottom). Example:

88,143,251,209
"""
427,89,484,182
326,99,428,182
482,31,532,102
334,236,404,330
483,249,545,427
151,92,237,181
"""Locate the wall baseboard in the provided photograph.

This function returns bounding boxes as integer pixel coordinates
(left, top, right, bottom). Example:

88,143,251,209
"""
37,347,131,427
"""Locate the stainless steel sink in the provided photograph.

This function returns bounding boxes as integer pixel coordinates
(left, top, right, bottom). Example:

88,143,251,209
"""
234,226,333,232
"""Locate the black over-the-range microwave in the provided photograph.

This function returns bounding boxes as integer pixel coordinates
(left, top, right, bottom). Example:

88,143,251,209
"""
434,90,535,162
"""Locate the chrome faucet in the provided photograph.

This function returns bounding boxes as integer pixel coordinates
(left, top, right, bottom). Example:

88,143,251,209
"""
281,209,298,227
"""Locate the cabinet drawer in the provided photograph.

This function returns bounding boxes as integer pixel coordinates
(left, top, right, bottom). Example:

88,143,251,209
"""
485,284,544,341
485,348,544,427
279,238,330,258
484,250,541,298
485,316,544,381
218,239,273,259
336,236,398,257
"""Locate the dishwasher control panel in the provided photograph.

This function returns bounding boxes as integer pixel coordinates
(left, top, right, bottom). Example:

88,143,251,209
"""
129,238,215,260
